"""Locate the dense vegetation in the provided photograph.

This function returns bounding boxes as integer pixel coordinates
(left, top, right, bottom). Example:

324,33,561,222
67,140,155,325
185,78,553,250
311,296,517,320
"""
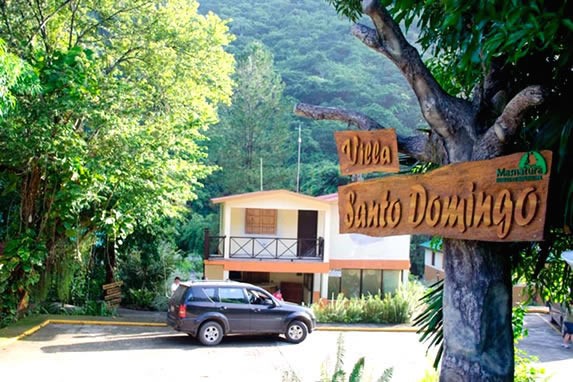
0,0,234,323
0,0,427,320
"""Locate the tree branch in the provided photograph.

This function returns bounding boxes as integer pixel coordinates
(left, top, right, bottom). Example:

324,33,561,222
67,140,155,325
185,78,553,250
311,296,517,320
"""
75,1,154,45
294,102,431,161
104,47,141,75
294,103,382,130
352,0,464,140
473,85,545,159
68,0,80,49
26,0,73,50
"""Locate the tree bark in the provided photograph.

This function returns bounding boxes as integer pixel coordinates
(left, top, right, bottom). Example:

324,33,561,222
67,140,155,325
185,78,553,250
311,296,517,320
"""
441,240,514,381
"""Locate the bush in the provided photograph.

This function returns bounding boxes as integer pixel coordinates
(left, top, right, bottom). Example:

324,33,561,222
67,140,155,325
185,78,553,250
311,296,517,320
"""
312,281,425,324
151,295,169,312
124,288,156,310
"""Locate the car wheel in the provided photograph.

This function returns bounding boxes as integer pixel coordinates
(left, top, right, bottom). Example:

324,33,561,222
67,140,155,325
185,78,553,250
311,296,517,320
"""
198,321,224,346
285,320,308,344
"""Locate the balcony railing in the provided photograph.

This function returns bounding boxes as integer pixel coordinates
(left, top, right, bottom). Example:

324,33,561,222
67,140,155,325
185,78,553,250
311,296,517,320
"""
204,230,323,261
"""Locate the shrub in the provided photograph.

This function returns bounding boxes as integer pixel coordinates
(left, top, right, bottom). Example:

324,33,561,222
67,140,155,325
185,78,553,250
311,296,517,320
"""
124,288,155,310
312,281,425,324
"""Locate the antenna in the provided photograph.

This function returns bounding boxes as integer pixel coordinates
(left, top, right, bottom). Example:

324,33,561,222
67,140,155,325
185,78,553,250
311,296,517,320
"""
296,124,302,192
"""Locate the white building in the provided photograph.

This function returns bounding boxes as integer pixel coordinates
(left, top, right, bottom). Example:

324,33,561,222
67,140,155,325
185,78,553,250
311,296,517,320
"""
203,190,410,304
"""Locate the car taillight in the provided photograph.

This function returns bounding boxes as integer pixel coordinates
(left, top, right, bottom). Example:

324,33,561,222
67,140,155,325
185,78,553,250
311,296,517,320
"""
178,304,186,318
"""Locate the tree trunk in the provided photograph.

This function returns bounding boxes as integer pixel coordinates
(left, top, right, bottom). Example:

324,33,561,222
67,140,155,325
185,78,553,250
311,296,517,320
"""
441,240,514,381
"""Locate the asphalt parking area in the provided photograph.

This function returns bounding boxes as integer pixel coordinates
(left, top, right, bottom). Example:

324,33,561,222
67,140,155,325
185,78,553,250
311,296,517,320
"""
0,324,433,382
0,314,570,382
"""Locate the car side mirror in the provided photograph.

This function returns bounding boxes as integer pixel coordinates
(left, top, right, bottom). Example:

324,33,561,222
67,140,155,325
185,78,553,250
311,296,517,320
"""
263,298,275,306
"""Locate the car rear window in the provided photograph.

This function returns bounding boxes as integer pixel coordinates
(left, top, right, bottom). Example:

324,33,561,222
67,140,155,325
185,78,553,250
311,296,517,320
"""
187,286,216,303
171,285,188,303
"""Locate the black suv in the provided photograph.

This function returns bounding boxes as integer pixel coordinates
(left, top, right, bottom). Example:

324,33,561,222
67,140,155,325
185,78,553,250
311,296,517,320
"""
167,280,317,346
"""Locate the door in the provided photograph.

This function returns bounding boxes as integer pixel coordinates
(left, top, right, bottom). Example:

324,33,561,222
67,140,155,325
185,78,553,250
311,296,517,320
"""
297,210,318,257
247,288,285,333
216,286,252,333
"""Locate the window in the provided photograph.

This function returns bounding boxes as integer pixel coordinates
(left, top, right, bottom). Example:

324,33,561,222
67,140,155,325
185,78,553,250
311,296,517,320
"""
188,287,216,303
341,269,361,298
245,208,277,234
218,287,248,304
383,271,400,294
362,270,382,296
328,269,400,298
327,277,341,299
431,251,436,266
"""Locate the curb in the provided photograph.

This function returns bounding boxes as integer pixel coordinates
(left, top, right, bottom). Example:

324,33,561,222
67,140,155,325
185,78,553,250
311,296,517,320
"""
317,326,418,333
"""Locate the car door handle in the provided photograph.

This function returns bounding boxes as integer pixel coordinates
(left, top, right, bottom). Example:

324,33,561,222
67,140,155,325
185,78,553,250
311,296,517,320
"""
218,306,227,310
252,308,261,312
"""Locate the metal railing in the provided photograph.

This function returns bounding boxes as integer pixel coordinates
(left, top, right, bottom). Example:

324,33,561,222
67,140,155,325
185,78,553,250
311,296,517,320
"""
203,230,323,261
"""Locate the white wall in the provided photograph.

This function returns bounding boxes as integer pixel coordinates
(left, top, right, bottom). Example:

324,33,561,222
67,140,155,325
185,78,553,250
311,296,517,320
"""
424,249,444,271
327,201,410,261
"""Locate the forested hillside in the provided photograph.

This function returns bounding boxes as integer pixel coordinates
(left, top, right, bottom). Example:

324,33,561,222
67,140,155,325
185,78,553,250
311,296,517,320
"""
199,0,422,136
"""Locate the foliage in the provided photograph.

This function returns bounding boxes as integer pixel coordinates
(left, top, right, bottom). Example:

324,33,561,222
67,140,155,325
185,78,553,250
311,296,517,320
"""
0,39,40,115
513,229,573,305
413,279,444,369
512,304,528,342
177,212,219,255
124,288,156,310
300,161,350,196
200,0,422,137
514,348,547,382
117,239,179,299
207,40,296,194
282,333,393,382
0,0,234,319
312,282,425,324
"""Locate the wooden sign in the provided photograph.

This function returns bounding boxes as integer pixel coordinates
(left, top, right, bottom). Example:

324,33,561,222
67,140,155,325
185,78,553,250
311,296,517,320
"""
103,281,123,307
334,129,399,175
338,151,552,242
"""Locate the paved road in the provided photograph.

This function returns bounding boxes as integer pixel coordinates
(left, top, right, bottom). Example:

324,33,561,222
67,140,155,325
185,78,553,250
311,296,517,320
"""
518,313,572,382
0,325,433,382
0,314,570,381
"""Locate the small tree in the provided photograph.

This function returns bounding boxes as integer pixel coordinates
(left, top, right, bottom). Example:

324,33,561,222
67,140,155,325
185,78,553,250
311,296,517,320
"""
208,41,296,193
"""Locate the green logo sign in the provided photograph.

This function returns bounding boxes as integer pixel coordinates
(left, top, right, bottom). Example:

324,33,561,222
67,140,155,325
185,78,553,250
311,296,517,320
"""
496,151,547,183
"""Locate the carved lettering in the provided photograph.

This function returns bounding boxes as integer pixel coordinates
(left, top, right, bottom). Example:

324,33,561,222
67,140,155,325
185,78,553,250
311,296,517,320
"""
408,185,427,227
341,135,393,166
344,191,356,228
493,189,513,239
515,187,538,226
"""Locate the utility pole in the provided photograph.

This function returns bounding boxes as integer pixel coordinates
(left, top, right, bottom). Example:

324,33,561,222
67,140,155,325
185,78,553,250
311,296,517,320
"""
296,124,301,193
260,157,263,191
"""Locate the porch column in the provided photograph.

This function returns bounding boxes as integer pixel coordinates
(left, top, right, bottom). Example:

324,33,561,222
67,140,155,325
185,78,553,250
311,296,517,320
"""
320,273,329,299
323,208,331,262
223,205,232,259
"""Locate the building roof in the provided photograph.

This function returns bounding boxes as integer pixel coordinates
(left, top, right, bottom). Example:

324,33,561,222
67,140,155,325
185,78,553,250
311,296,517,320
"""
316,193,338,202
419,240,443,252
211,189,331,205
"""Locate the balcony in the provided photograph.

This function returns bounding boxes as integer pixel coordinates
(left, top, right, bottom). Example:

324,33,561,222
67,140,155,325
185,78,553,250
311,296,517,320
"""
204,230,324,261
